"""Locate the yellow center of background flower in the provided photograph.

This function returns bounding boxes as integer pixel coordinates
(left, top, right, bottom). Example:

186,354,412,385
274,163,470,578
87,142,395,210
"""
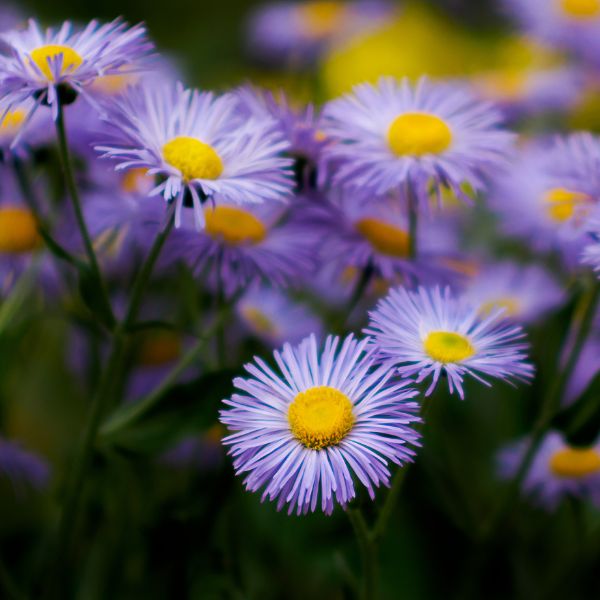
424,331,475,363
0,109,26,133
121,168,153,195
560,0,600,18
0,207,40,253
30,45,83,81
288,386,355,450
297,1,345,38
356,218,410,257
549,446,600,477
136,331,182,367
241,306,279,337
388,112,453,157
543,187,590,222
480,297,521,317
163,136,223,181
204,206,266,245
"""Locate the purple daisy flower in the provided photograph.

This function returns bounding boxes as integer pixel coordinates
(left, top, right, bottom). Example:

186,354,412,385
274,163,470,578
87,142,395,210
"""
320,77,514,205
498,430,600,510
0,18,153,123
95,82,294,229
245,1,394,67
237,285,322,347
161,201,317,296
489,134,600,266
0,437,50,493
462,261,566,324
220,333,421,515
366,286,534,399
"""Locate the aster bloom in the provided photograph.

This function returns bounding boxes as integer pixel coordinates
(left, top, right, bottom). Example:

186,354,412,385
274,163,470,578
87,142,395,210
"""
246,1,393,67
499,431,600,510
321,77,513,205
0,437,50,493
0,18,153,123
237,285,322,347
489,134,600,266
462,262,566,324
96,83,294,229
161,201,318,296
504,0,600,65
220,334,421,515
582,213,600,277
366,286,534,399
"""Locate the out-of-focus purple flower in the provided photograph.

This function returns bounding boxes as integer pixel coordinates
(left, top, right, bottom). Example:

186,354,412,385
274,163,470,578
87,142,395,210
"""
366,286,534,399
564,337,600,405
462,261,566,324
582,212,600,277
0,437,50,493
489,134,600,267
321,77,514,207
95,82,294,230
237,285,322,347
220,333,421,515
246,1,394,67
0,19,153,123
160,202,318,297
498,430,600,510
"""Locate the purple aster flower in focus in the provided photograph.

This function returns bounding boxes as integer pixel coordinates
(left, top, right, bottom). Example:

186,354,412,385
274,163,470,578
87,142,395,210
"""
0,18,153,123
366,286,534,399
0,437,50,493
160,202,318,297
489,134,600,267
95,82,294,230
320,77,514,206
503,0,600,66
220,333,421,515
498,430,600,510
237,285,322,347
245,1,394,67
462,261,566,324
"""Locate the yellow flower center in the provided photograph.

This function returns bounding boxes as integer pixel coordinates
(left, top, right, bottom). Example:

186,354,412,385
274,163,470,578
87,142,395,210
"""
424,331,475,363
204,206,267,245
29,44,83,81
477,71,527,102
355,218,410,257
121,168,153,194
549,446,600,478
297,1,345,38
560,0,600,19
0,207,40,253
388,112,453,157
136,331,182,367
543,187,590,222
0,109,26,134
91,73,135,95
288,386,355,450
162,136,224,181
241,306,279,337
480,297,521,317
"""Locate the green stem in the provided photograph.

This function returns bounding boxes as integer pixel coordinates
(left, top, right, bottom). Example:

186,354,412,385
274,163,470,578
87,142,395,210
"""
337,263,374,332
479,281,600,540
55,100,114,324
347,509,377,600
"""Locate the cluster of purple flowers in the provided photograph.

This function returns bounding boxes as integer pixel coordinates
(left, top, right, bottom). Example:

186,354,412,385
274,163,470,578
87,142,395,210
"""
0,6,598,518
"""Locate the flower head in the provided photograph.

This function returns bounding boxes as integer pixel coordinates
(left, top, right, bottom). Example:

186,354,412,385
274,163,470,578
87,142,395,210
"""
0,18,153,122
321,77,513,205
220,334,420,515
366,286,534,398
499,431,600,510
96,82,294,229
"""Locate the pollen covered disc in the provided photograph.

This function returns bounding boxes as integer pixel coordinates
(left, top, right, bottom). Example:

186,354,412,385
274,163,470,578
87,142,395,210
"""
424,330,475,363
388,112,453,157
550,446,600,478
163,136,224,181
204,206,267,245
29,44,83,81
0,207,40,253
543,187,590,222
560,0,600,19
297,1,345,38
288,386,355,450
356,217,410,257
